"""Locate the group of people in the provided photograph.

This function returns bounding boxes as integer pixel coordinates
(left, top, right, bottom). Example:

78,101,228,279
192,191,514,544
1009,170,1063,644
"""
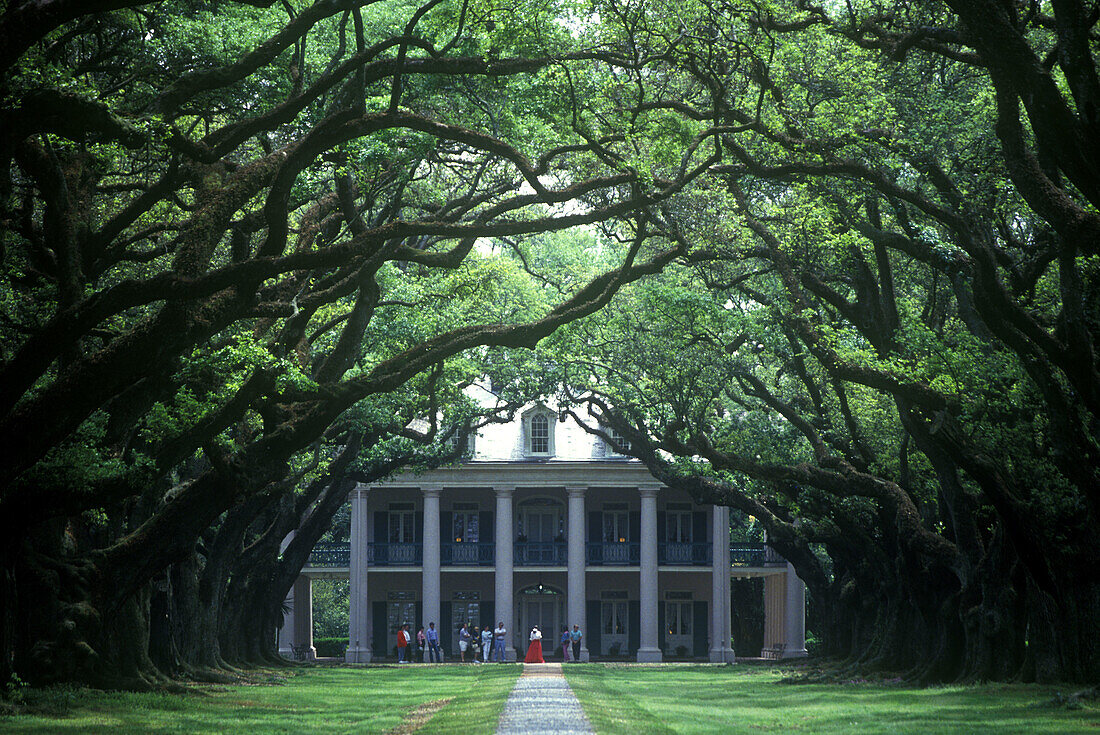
393,621,513,663
523,624,584,664
393,621,584,664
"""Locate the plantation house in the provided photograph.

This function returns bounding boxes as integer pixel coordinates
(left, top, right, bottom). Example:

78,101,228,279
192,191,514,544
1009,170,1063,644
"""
281,388,808,662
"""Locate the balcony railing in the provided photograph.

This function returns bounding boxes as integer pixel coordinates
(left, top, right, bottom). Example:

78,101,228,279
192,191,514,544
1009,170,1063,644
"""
659,542,711,565
441,542,495,566
306,542,350,567
307,540,785,569
730,543,785,567
514,541,567,565
586,541,640,565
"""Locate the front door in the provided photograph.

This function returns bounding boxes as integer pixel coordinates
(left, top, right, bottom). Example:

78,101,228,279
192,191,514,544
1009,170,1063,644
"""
601,600,628,656
516,590,562,656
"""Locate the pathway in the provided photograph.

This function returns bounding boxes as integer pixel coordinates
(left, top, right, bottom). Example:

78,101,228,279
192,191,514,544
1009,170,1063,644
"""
495,663,595,735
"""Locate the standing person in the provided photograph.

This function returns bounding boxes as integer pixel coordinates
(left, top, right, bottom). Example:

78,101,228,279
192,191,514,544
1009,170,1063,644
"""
560,627,571,662
492,621,507,662
481,625,493,663
459,622,472,663
525,626,544,663
426,622,441,663
471,626,482,664
570,624,583,662
396,624,410,663
417,627,427,663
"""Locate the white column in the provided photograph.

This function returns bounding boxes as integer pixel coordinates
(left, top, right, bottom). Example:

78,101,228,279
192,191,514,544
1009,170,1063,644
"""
566,485,590,661
422,484,443,635
346,484,371,662
783,561,809,657
278,531,296,657
637,484,662,662
710,505,735,662
293,575,316,660
494,486,516,660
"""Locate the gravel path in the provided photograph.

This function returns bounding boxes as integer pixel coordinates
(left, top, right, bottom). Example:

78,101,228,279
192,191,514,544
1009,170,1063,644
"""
495,663,595,735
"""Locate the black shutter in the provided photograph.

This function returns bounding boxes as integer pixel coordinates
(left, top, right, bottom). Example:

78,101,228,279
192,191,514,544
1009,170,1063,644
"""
373,511,388,563
589,511,602,542
481,600,494,637
587,600,601,658
628,600,640,656
372,600,387,659
441,511,453,542
441,601,452,655
658,601,666,652
479,510,493,544
629,511,640,543
657,511,666,543
414,511,424,543
693,601,708,658
693,511,707,544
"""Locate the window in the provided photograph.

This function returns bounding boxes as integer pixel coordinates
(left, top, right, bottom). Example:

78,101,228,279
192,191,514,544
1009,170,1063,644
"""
603,503,629,543
531,414,549,453
606,426,630,456
523,406,555,456
666,601,693,636
602,601,628,635
666,509,692,543
452,510,479,543
389,505,415,543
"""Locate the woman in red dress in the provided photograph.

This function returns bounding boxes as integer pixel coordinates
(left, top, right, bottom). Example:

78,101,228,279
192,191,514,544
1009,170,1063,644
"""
524,626,544,663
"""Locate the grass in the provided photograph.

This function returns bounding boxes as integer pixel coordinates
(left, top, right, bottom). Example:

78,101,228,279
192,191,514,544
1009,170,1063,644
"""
563,663,1100,734
1,664,521,735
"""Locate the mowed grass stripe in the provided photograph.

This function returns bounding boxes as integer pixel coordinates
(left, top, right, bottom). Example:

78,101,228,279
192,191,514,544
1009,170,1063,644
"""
3,665,523,735
563,664,1099,735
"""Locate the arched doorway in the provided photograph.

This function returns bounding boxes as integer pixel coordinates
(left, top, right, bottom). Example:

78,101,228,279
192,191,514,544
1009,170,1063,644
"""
515,583,563,654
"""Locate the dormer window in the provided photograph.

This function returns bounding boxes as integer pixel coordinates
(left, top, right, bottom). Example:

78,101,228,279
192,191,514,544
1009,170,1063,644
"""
605,426,630,457
523,405,556,457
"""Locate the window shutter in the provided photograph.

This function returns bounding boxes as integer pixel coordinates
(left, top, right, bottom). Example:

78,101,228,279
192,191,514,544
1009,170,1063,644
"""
587,600,601,657
628,600,640,655
657,511,667,543
441,602,452,653
629,511,640,543
414,511,424,543
588,511,602,543
372,600,387,658
693,601,708,658
658,602,666,651
479,511,493,547
441,511,453,542
373,511,387,543
693,511,707,544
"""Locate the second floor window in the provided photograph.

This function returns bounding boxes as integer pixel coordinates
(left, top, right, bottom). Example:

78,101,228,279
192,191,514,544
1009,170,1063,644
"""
530,414,549,454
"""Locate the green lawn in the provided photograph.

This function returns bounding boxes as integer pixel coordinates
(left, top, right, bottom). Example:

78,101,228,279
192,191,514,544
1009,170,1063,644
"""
1,664,521,735
5,663,1097,734
564,664,1099,735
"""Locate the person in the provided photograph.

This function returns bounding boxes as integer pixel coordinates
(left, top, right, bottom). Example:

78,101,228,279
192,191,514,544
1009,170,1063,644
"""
570,624,583,662
481,625,493,663
459,622,472,663
426,621,441,663
396,623,410,663
493,621,507,662
471,626,481,664
560,627,571,662
525,626,544,663
417,626,427,663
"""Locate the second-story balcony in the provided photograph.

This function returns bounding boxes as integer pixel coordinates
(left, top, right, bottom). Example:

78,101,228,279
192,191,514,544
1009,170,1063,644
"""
306,540,787,569
441,542,495,566
586,541,640,565
514,541,566,565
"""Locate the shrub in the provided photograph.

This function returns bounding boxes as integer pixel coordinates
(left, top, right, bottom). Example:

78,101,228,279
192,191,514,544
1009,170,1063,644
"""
313,637,349,658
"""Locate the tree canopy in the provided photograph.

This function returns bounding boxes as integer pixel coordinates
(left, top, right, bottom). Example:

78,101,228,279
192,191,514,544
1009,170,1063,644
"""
1,0,1097,687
